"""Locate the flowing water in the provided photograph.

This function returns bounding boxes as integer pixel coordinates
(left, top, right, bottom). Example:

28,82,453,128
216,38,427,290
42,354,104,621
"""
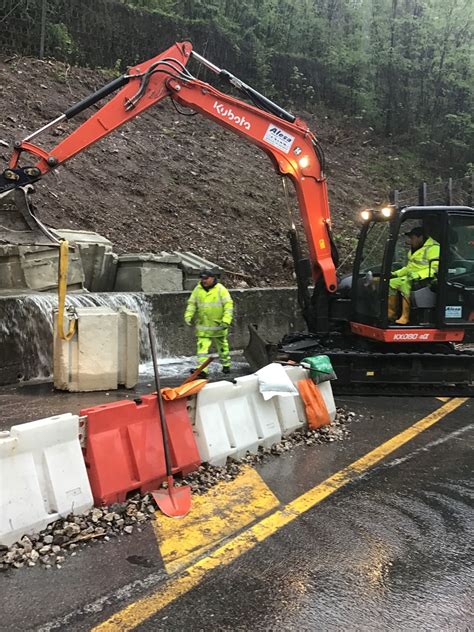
2,292,154,381
1,291,251,383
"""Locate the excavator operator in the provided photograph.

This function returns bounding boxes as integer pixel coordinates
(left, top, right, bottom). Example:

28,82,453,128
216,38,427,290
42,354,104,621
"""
388,226,440,324
184,270,234,377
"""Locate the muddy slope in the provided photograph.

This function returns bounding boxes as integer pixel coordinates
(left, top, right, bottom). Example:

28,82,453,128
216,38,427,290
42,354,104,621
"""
1,56,403,286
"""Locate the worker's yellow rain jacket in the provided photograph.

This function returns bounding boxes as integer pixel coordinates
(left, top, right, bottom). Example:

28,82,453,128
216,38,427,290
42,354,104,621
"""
390,237,440,297
184,282,234,337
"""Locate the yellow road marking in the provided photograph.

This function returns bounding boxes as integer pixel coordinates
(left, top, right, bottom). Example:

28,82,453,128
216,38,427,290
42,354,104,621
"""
437,397,450,402
94,397,467,631
153,465,279,574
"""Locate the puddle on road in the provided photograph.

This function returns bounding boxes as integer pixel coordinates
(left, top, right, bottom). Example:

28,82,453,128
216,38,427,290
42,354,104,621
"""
0,353,252,430
140,352,251,381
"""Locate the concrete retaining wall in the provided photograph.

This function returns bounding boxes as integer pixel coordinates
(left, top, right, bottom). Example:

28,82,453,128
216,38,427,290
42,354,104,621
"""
148,287,305,356
0,288,304,386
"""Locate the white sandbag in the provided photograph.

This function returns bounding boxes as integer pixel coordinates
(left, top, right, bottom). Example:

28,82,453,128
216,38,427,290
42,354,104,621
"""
255,363,299,401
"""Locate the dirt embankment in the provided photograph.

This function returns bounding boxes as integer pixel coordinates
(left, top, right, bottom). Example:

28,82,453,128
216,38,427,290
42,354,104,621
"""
1,56,400,286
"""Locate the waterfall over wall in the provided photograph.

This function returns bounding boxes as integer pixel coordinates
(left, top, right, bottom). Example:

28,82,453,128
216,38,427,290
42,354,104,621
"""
0,292,153,383
1,287,304,386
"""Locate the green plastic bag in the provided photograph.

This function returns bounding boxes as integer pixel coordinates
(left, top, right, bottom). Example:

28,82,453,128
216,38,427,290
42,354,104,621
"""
301,355,337,384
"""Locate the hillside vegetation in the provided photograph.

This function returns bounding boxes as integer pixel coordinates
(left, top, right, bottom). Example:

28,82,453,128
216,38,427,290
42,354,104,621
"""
0,56,444,285
0,0,472,285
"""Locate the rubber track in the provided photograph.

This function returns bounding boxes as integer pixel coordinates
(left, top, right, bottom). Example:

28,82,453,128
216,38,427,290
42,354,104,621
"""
280,337,474,394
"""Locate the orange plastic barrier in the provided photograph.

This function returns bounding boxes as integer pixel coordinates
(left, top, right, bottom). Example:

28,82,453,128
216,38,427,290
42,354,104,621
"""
297,378,331,429
81,395,201,505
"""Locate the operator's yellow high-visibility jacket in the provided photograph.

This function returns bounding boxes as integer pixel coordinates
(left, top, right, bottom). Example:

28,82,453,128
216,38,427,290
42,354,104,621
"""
184,282,234,337
390,236,440,298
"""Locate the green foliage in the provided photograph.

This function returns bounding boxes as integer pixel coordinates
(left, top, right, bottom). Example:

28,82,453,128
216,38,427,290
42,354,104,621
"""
121,0,473,174
1,0,471,173
47,22,77,59
288,66,316,106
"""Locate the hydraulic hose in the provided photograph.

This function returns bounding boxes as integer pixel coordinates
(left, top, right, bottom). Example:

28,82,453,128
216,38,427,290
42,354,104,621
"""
57,240,76,341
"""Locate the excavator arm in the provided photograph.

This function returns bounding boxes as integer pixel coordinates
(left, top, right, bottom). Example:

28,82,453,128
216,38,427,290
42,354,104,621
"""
0,41,337,301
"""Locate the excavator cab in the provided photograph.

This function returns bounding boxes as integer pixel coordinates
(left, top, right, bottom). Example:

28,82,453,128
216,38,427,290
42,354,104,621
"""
250,194,474,389
351,205,474,342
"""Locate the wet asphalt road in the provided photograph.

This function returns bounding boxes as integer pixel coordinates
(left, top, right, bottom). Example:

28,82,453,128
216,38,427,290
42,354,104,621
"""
140,402,473,631
0,355,250,430
1,396,472,631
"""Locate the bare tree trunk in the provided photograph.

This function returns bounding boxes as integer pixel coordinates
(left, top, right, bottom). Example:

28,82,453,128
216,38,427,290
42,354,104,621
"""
385,0,398,136
39,0,47,59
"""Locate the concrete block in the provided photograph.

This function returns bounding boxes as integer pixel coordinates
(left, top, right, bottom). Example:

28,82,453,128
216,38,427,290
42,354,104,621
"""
117,308,139,388
55,229,118,292
0,247,24,289
54,307,119,392
0,244,84,292
114,253,183,292
171,251,222,290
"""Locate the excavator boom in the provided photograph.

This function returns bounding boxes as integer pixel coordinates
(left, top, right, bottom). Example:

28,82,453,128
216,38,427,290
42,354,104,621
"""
0,41,336,295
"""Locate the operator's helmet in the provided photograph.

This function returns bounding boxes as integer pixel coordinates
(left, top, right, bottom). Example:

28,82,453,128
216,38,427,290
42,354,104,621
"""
404,226,424,237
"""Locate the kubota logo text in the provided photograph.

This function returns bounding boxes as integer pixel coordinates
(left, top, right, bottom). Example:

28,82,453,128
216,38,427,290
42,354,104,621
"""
213,101,251,130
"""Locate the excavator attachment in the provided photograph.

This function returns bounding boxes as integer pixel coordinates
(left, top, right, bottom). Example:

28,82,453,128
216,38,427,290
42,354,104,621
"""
244,324,279,370
0,186,59,246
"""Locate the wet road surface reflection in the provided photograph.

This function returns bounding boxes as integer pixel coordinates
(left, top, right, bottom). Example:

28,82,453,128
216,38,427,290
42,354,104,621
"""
137,408,473,631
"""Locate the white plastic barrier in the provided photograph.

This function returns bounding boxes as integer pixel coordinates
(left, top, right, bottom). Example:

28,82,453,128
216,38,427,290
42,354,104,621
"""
194,375,282,466
233,375,282,448
316,381,337,422
275,366,308,435
0,413,93,547
193,364,337,466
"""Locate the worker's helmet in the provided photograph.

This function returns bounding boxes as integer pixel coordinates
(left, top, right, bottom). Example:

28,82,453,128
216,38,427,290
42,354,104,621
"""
404,226,424,237
199,268,219,278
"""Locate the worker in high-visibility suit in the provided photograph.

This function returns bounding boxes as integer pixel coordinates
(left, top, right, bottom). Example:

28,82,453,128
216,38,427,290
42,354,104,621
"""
389,226,440,325
184,270,234,376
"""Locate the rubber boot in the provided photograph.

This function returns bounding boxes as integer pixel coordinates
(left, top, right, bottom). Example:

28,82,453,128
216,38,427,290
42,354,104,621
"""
388,294,398,321
395,296,410,325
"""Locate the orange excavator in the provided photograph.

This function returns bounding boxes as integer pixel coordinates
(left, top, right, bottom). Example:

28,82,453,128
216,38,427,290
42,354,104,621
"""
1,41,473,392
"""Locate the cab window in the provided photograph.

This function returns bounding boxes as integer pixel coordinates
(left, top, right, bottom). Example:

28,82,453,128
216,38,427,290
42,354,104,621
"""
447,216,474,287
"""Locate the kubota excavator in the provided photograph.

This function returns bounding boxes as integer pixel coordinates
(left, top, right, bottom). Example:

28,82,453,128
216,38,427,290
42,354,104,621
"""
0,41,473,393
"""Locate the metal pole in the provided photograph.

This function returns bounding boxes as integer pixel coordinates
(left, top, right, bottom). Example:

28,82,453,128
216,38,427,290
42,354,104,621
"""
390,189,400,209
418,182,428,206
191,50,221,75
446,177,453,206
39,0,47,60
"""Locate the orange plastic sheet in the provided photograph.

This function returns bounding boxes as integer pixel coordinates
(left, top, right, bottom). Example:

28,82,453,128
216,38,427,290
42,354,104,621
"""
160,379,208,401
297,378,330,429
